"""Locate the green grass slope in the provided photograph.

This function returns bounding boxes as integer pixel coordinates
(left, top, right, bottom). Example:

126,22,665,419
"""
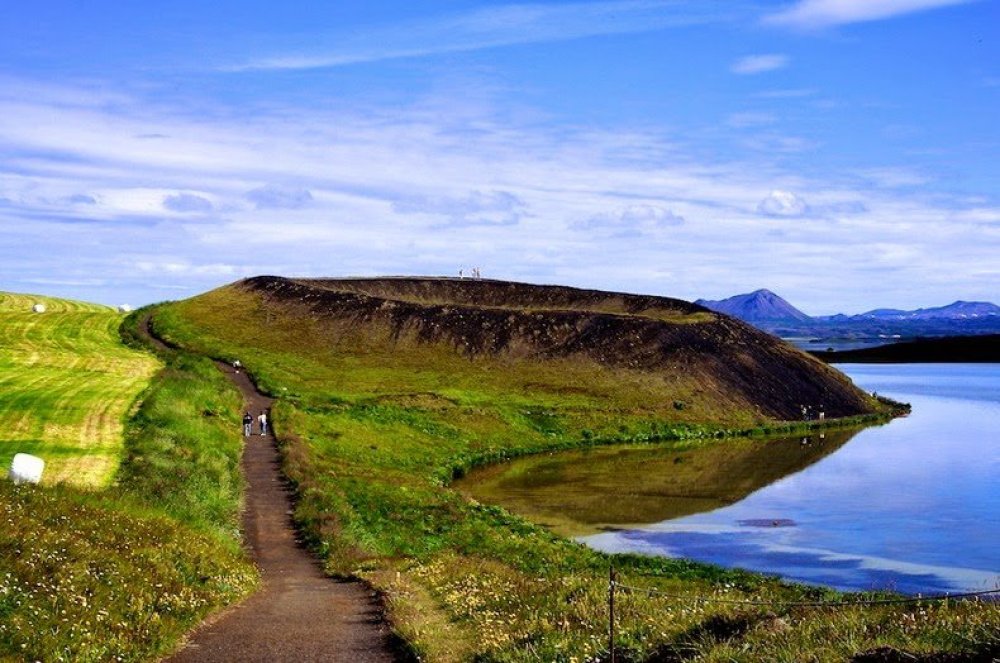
146,277,998,662
159,276,878,425
0,305,257,662
0,292,159,487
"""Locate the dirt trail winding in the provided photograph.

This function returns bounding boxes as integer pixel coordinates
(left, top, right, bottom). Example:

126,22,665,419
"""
144,320,398,662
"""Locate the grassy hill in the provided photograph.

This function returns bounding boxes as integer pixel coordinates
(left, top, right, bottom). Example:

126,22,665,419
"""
159,276,877,425
1,280,991,661
0,296,257,661
0,292,159,487
145,276,1000,662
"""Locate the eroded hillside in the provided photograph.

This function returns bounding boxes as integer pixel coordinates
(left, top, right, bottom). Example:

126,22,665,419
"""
168,276,876,423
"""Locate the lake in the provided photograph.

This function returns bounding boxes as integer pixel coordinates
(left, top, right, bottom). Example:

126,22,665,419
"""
457,364,1000,595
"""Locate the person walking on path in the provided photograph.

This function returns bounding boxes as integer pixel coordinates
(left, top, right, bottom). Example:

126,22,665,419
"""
243,411,253,437
258,410,268,436
140,313,394,663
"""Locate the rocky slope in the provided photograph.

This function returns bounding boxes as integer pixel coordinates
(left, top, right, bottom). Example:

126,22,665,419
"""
234,276,875,421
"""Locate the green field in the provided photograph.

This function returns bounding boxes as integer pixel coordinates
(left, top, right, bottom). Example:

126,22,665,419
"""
0,293,159,487
3,284,994,662
151,284,998,662
0,299,257,661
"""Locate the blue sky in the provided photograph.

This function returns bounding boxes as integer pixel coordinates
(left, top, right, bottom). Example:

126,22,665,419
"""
0,0,996,313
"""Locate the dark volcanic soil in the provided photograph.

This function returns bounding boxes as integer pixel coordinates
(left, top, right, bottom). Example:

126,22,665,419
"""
238,276,874,420
149,337,398,662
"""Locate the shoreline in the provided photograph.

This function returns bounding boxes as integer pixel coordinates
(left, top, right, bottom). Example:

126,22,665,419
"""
443,403,907,487
811,334,1000,363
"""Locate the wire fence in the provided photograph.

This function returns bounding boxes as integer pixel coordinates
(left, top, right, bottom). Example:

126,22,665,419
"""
613,580,1000,608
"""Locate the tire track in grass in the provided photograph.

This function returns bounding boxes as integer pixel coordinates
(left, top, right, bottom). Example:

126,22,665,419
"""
0,292,159,487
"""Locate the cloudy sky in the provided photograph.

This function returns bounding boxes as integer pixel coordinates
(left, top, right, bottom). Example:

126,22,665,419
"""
1,0,997,313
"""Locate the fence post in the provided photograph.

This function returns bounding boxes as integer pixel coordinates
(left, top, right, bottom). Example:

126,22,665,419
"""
609,565,616,663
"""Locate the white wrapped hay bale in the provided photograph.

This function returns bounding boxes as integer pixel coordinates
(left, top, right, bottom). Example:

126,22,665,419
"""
9,453,45,485
117,304,133,313
32,303,46,313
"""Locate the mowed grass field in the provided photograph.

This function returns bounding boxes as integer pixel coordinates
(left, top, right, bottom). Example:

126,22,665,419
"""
0,292,160,486
1,303,257,662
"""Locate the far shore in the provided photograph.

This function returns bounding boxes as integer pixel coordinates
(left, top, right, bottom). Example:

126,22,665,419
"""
811,334,1000,363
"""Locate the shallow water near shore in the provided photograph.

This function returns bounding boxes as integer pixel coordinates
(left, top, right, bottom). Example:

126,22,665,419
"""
458,363,1000,594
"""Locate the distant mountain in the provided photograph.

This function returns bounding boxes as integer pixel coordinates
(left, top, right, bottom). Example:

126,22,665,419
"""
699,291,1000,340
696,289,812,323
843,301,1000,321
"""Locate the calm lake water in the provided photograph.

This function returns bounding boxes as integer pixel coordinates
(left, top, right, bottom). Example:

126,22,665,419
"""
461,364,1000,595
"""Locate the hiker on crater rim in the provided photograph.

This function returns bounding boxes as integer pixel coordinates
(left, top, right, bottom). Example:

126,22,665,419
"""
243,411,253,437
258,410,268,436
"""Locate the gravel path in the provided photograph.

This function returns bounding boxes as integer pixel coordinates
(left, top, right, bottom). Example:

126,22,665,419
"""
146,319,398,662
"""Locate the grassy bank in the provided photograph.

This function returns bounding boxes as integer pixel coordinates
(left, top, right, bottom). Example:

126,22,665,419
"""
117,318,250,542
151,289,999,662
0,305,257,662
0,292,160,487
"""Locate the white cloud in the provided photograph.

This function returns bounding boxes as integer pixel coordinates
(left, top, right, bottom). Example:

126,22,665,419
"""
100,188,201,215
68,194,98,205
731,54,789,75
617,205,685,227
0,77,996,312
743,133,816,154
135,260,240,276
765,0,976,29
576,204,685,235
727,112,777,128
860,168,930,188
246,185,313,210
754,88,818,99
757,190,809,216
224,1,738,72
163,192,214,213
393,190,526,226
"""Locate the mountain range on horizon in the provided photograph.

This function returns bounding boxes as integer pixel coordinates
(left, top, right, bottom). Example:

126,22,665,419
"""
696,289,1000,338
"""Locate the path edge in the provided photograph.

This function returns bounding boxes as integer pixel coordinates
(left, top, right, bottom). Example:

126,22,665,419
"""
138,311,418,663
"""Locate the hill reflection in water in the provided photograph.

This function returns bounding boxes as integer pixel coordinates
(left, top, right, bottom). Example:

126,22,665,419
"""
455,428,860,538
